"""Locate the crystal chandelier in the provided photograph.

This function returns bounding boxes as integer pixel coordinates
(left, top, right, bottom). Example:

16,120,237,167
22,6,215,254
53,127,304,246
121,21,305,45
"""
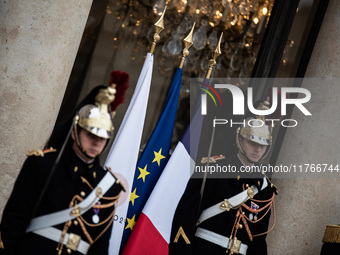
110,0,275,89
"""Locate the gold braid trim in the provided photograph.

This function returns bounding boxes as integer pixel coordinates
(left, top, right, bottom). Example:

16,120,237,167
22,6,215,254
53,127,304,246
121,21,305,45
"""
69,176,121,244
262,172,278,195
81,176,94,189
79,203,117,228
93,200,116,210
26,150,44,157
80,176,121,200
322,225,340,243
57,221,72,255
106,167,126,192
173,226,191,244
227,193,276,246
77,203,118,244
93,207,116,243
26,148,57,157
252,200,276,238
78,218,94,245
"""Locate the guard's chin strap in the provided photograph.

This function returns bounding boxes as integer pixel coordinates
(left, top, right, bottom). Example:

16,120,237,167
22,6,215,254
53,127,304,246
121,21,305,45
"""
239,149,257,165
73,116,95,161
238,137,269,165
237,137,256,165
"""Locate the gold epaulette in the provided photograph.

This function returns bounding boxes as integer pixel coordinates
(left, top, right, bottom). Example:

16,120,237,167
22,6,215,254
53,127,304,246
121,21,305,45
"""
106,167,126,192
269,181,278,195
262,172,278,195
26,147,57,157
201,154,225,164
322,225,340,243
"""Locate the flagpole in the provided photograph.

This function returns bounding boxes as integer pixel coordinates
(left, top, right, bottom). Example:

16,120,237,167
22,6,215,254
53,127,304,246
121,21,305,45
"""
149,6,167,54
178,23,195,68
198,33,223,215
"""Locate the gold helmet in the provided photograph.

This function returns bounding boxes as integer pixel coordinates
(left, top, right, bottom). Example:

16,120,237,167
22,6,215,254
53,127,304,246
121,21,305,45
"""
75,85,116,139
236,118,272,160
71,71,129,156
236,98,273,160
73,85,117,153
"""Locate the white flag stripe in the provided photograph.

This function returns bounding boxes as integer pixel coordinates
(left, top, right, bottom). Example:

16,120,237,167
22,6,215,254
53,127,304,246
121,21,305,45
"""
143,141,194,243
106,53,154,255
109,54,153,145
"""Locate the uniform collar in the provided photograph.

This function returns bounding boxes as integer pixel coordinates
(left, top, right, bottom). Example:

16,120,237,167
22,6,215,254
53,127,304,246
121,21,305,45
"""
233,153,264,188
63,146,102,182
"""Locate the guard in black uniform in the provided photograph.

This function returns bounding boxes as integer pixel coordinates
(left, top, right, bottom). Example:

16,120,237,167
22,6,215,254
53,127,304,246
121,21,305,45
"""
170,116,278,255
0,71,129,255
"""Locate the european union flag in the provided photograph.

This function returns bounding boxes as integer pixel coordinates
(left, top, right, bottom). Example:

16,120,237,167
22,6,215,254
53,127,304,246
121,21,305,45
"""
121,68,183,250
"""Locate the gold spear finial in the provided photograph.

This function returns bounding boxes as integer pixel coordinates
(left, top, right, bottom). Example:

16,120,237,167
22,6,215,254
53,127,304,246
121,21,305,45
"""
179,22,196,68
205,32,223,79
149,6,167,54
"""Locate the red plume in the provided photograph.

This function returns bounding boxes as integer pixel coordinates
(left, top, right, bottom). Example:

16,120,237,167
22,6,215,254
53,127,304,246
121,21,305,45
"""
109,70,129,111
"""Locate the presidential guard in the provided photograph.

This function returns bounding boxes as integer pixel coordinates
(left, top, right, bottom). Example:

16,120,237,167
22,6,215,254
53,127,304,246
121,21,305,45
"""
0,71,128,255
170,104,278,255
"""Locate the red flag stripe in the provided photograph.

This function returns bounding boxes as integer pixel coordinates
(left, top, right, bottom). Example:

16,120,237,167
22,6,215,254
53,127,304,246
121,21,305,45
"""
122,213,168,255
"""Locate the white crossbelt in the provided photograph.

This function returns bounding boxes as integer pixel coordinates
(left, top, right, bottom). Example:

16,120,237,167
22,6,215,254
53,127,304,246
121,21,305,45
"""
33,227,90,254
195,227,248,254
27,171,117,233
197,177,268,225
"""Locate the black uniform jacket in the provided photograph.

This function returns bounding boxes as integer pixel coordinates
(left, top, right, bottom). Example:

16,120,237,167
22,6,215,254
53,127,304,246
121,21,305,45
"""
320,243,340,255
0,146,123,255
169,153,276,255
